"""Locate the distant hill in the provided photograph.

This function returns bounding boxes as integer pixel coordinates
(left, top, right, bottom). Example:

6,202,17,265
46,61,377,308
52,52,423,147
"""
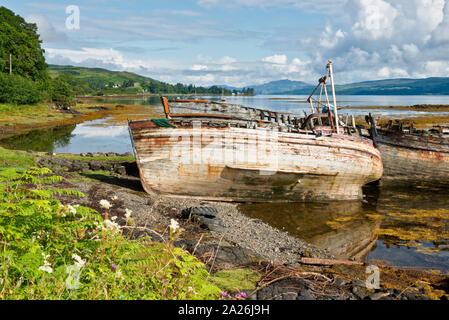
216,80,311,95
251,79,312,95
274,77,449,95
48,65,249,96
48,65,172,94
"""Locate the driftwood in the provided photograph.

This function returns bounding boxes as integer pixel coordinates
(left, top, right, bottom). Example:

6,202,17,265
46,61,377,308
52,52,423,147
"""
300,257,365,266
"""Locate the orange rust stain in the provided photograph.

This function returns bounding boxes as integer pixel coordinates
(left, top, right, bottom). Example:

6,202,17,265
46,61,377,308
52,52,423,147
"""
207,165,223,177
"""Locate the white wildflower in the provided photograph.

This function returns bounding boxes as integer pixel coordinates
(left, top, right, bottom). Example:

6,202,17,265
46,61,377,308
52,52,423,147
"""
38,265,53,274
124,208,132,220
111,216,118,221
67,205,77,215
111,195,118,201
39,253,53,274
99,199,112,210
169,219,179,233
72,254,86,269
115,268,123,279
103,219,121,234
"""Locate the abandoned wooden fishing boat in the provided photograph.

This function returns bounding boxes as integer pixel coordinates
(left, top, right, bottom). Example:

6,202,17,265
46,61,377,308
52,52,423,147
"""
366,114,449,184
128,61,383,202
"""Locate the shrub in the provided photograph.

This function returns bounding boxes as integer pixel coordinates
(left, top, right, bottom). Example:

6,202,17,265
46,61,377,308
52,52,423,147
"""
51,79,75,108
0,73,42,105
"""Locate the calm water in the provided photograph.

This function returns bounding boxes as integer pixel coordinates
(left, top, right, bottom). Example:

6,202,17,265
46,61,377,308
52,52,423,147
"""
2,94,449,272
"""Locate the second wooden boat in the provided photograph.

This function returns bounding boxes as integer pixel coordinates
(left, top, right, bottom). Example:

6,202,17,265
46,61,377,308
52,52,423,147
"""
366,114,449,184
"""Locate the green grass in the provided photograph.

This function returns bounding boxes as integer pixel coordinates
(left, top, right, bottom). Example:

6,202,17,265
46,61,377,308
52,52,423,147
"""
210,269,260,292
0,103,49,114
0,146,35,170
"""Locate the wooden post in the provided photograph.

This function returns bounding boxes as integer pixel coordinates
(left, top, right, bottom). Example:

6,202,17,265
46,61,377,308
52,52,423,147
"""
327,60,339,133
9,54,12,74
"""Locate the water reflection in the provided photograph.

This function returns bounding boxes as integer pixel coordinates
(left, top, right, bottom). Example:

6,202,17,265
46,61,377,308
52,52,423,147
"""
367,184,449,271
239,184,449,272
239,198,381,261
0,124,76,153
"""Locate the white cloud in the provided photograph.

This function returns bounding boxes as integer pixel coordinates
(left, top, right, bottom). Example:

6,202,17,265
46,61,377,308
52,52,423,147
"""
351,0,398,40
219,56,237,64
73,125,127,138
265,0,449,83
262,54,287,64
190,64,209,71
319,24,345,49
25,14,67,42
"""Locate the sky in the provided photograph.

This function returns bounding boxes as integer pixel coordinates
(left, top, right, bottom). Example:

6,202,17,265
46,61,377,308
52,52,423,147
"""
3,0,449,86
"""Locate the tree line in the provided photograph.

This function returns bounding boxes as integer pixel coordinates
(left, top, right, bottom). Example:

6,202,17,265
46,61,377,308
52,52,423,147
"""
0,6,75,107
54,71,254,97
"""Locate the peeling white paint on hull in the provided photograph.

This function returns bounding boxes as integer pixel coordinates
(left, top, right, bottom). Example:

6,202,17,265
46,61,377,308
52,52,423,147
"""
129,121,383,202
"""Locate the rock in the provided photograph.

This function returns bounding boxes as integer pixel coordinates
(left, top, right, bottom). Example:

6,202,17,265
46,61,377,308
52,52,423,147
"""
351,285,369,300
69,161,89,173
80,153,89,157
180,207,225,232
89,160,102,171
121,152,133,157
369,292,389,300
247,293,257,300
114,165,127,175
401,292,419,300
181,207,219,219
106,152,117,157
92,152,105,157
281,292,298,300
101,162,113,171
350,280,366,287
256,279,307,300
334,278,347,287
197,216,226,232
297,289,315,301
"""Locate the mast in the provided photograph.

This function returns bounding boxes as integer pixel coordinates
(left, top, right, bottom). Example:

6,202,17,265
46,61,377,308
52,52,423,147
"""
327,60,339,134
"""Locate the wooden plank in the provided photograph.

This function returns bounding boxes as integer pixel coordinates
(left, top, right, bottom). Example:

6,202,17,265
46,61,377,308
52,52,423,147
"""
300,257,365,266
169,113,233,119
171,99,209,103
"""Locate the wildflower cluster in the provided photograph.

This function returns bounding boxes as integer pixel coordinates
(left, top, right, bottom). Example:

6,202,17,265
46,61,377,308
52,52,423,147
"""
38,253,53,274
0,167,247,300
220,291,247,300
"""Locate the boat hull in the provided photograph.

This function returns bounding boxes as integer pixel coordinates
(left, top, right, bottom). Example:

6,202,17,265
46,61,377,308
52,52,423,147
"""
373,130,449,184
129,121,383,202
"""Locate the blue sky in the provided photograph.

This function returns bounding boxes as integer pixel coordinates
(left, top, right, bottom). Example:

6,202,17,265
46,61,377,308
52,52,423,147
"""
4,0,449,86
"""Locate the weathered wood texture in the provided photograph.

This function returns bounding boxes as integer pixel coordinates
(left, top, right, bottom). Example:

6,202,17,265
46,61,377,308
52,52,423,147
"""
373,129,449,183
129,120,383,202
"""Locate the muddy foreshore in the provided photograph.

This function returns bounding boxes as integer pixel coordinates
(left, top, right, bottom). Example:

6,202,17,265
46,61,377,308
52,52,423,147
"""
29,151,449,301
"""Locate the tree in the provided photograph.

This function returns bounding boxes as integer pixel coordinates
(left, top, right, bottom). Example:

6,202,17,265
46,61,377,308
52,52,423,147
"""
0,72,41,104
0,6,48,81
51,79,75,108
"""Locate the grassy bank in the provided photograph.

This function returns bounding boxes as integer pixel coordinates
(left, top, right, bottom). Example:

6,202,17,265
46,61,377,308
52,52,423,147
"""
0,102,126,139
0,147,259,300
